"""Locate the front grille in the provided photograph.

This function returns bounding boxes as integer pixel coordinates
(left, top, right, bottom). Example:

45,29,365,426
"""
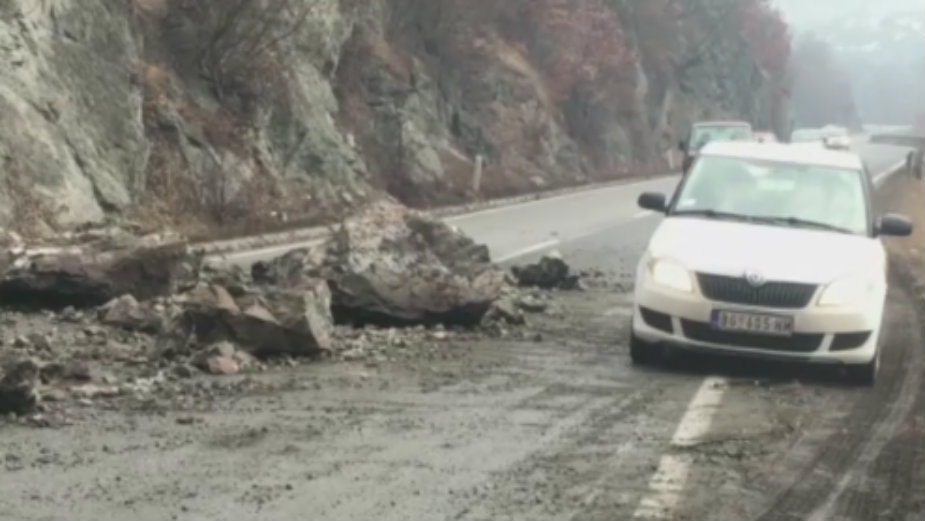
681,319,823,352
696,273,817,309
639,307,673,333
830,331,872,351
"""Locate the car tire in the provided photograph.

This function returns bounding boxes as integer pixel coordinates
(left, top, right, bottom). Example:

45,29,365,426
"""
845,349,879,387
630,331,661,366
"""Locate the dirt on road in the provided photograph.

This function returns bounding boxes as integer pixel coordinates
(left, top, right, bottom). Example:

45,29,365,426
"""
1,180,923,521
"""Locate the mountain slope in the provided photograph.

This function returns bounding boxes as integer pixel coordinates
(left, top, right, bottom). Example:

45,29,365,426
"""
0,0,787,237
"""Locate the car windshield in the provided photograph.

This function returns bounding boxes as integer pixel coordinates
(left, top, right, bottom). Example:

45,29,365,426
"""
670,154,869,235
689,125,751,151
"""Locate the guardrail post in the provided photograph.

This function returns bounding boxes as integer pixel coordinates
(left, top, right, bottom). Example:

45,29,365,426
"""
472,154,484,197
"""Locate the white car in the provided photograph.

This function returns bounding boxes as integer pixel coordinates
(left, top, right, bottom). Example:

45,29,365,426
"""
631,141,913,385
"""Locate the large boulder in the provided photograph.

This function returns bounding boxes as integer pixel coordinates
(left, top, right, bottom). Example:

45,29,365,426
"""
511,252,581,290
317,202,505,327
173,281,334,357
0,242,202,309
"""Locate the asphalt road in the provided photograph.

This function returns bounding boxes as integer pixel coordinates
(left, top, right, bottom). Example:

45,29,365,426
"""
445,139,910,269
2,141,921,521
217,138,911,270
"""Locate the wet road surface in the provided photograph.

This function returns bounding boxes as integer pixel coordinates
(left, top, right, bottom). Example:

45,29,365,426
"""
0,143,922,521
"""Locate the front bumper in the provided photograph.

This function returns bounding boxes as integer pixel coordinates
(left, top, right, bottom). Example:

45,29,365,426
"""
632,277,884,365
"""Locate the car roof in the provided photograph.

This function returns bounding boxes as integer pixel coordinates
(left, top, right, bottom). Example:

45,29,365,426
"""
699,141,864,170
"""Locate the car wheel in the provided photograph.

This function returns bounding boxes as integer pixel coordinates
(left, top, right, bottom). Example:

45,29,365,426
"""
630,331,661,366
845,349,879,387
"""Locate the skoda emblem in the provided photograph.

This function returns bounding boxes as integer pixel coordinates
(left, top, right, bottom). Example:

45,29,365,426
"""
744,269,766,287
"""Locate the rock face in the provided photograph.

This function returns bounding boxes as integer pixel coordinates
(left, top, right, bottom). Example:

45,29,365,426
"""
0,0,782,234
318,202,504,327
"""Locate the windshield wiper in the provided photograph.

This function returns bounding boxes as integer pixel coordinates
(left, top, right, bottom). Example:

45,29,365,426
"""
671,209,756,222
752,215,853,234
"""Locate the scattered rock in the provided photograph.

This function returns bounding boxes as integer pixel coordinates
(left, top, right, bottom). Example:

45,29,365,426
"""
69,384,121,399
27,333,54,351
251,247,324,287
205,356,241,376
39,360,92,383
173,364,197,379
199,263,253,297
515,294,548,313
183,284,240,314
99,294,164,333
484,297,526,325
511,252,581,290
0,360,42,415
318,202,505,327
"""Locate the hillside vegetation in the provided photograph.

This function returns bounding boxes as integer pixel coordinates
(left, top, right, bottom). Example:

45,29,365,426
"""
0,0,788,237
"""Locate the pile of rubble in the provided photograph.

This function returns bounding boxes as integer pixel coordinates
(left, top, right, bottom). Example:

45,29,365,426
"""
0,202,597,420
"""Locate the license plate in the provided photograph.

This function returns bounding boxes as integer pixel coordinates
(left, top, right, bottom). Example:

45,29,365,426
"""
711,310,794,336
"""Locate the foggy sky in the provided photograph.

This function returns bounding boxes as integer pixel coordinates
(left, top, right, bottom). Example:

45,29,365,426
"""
774,0,924,27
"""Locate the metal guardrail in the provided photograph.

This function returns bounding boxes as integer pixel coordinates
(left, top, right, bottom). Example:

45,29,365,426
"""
194,173,676,259
199,160,910,265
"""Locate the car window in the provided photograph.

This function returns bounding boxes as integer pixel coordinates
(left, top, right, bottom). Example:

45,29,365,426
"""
690,126,751,151
671,155,869,235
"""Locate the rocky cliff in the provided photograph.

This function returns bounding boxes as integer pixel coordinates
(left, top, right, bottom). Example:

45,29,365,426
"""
0,0,785,236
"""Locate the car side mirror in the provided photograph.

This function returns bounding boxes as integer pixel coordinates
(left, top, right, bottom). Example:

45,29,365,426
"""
638,192,667,212
876,214,913,237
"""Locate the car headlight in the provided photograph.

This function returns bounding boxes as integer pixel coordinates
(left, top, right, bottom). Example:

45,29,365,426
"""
648,258,694,293
817,273,876,306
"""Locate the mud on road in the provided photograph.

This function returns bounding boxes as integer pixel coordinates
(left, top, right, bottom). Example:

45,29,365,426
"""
0,277,922,521
2,177,924,521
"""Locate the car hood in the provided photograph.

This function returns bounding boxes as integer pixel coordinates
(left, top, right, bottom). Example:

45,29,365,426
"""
648,217,884,284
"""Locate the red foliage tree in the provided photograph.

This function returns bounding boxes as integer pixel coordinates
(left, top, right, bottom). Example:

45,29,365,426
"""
737,0,791,82
736,0,792,134
524,0,637,103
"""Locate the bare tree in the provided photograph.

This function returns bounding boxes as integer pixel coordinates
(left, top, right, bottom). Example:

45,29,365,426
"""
173,0,319,100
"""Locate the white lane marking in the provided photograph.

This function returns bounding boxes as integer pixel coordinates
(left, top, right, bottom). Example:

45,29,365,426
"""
632,377,727,520
493,239,560,263
633,210,655,219
872,160,907,187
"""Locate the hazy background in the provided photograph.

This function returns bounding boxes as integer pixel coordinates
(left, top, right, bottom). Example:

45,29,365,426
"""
775,0,925,126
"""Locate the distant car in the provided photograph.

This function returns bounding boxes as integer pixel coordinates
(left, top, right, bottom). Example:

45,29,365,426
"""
790,128,824,143
822,135,852,150
791,127,852,151
631,141,913,385
680,121,753,173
